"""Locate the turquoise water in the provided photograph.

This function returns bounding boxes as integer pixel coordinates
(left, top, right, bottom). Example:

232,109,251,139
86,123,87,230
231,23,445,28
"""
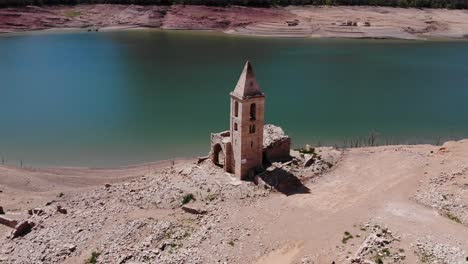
1,30,468,167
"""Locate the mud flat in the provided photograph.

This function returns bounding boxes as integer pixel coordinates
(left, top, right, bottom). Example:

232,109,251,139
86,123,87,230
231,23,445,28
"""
2,5,468,39
1,141,467,263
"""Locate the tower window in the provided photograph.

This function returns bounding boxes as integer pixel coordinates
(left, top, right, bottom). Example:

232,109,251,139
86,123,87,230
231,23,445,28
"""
234,123,238,131
251,141,253,148
249,124,255,134
250,103,256,120
234,101,239,117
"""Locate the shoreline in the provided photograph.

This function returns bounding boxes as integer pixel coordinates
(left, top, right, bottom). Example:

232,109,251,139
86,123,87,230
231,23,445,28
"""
2,25,467,42
2,5,468,40
0,139,457,172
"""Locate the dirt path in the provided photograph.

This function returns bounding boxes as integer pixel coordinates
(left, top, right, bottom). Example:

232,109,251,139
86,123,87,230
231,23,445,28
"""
221,144,468,263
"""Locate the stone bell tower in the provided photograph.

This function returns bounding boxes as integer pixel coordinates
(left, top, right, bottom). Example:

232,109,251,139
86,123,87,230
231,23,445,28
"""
230,61,265,180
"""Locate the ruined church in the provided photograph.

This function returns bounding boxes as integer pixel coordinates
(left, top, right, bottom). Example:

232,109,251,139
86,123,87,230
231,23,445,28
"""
210,61,291,180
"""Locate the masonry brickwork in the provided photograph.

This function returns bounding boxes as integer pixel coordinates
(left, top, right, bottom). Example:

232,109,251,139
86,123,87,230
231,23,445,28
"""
210,61,290,180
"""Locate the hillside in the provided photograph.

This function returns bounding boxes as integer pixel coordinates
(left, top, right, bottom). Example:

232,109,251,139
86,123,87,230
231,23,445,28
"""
2,5,468,39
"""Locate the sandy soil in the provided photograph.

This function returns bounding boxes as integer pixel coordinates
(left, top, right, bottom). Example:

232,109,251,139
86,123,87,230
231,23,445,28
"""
1,5,468,39
1,141,467,263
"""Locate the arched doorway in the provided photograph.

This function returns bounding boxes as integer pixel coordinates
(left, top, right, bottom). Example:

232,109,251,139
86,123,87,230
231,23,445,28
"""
213,144,225,168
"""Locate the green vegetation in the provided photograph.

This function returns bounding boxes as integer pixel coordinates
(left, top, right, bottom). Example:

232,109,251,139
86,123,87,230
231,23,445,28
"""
1,0,468,9
375,256,384,264
86,251,100,264
341,231,353,244
65,10,81,17
382,248,391,256
444,211,462,223
181,193,195,205
205,193,218,201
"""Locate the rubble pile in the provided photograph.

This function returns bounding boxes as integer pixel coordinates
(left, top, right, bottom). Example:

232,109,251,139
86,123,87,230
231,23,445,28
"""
413,165,468,226
415,238,466,264
350,224,405,264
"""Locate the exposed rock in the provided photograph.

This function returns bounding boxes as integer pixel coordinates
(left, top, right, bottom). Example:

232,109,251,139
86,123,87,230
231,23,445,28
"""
179,166,193,176
415,237,466,264
304,155,317,168
65,244,76,252
304,144,313,152
197,156,209,164
181,204,208,215
11,221,35,238
45,200,56,206
56,205,67,214
413,165,468,226
350,224,404,264
27,208,45,216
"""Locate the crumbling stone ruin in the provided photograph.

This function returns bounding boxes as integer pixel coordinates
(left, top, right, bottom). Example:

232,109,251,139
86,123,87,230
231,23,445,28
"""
210,61,291,180
263,124,291,163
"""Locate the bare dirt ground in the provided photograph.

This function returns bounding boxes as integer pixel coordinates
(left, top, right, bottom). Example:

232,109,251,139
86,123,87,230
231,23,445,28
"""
1,140,467,263
1,5,468,39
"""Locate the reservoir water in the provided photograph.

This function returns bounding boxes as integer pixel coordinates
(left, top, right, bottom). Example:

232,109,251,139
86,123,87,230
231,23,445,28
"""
1,30,468,167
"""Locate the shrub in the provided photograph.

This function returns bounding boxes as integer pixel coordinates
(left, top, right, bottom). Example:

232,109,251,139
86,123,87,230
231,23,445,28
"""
182,193,195,205
341,231,353,243
87,251,100,264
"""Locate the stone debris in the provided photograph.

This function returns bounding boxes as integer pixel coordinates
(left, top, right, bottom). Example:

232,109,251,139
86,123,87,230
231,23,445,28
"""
414,238,466,264
197,156,209,165
350,224,405,264
287,146,341,181
303,155,317,168
56,205,68,214
181,204,208,215
179,167,193,176
413,166,468,226
10,221,35,239
27,208,45,216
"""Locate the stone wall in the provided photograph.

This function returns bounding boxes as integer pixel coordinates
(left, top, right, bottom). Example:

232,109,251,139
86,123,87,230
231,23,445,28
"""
263,124,291,163
210,131,233,173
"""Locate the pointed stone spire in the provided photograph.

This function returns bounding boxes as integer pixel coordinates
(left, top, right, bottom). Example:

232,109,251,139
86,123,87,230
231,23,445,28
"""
232,61,263,98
